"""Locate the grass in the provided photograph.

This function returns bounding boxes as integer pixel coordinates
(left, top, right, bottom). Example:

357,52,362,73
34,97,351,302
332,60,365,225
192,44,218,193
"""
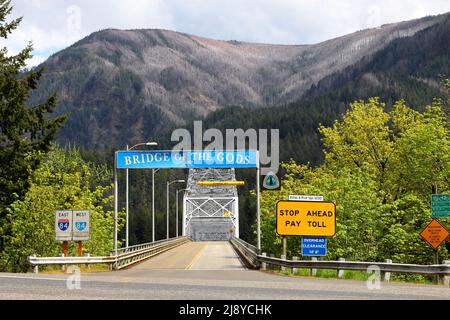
267,266,436,285
39,264,111,274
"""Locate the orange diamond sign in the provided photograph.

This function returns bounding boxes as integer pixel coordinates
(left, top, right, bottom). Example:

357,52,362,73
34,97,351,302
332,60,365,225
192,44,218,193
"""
419,219,450,250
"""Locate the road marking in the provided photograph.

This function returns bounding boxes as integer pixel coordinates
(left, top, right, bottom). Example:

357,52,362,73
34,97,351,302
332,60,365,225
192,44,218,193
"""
185,243,208,270
0,275,68,282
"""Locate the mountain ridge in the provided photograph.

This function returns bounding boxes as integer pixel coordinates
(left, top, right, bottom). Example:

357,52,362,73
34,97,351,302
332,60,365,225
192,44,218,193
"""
29,12,450,148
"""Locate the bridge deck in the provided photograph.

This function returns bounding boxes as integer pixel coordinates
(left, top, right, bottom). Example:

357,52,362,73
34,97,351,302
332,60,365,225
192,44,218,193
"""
130,241,244,270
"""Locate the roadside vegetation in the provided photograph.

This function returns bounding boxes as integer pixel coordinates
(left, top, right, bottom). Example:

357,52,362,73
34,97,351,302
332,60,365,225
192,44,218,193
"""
258,95,450,282
0,1,123,272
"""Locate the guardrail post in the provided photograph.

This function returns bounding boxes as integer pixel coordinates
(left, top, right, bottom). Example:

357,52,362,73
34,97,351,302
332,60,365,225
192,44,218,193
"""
440,260,450,286
383,259,392,282
109,251,115,271
292,256,298,275
269,254,274,270
60,253,65,271
85,253,91,270
311,257,318,276
261,253,267,271
337,258,346,278
280,255,286,272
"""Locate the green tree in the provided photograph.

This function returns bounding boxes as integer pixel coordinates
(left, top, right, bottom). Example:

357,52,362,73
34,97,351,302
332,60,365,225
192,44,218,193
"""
258,98,449,269
0,1,66,251
0,146,124,272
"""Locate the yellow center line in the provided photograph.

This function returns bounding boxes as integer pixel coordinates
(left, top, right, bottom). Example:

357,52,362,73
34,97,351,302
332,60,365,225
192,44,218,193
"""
185,242,209,270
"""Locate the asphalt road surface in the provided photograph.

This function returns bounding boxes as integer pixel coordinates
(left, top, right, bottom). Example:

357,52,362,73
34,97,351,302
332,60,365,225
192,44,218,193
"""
0,241,449,300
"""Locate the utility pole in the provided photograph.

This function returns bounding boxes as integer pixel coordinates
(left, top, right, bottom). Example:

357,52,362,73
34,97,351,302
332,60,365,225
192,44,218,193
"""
125,142,158,247
176,189,187,237
167,180,185,239
152,169,156,242
125,145,129,248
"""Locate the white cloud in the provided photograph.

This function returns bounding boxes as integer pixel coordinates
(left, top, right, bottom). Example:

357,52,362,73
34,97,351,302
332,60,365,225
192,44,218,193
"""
4,0,450,67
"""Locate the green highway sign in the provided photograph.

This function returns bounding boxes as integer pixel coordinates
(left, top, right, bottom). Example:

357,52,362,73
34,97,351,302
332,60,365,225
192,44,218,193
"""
432,194,450,218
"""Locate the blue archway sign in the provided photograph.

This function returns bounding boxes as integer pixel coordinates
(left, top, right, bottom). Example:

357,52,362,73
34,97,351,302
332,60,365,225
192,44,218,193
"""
112,149,262,259
116,150,258,169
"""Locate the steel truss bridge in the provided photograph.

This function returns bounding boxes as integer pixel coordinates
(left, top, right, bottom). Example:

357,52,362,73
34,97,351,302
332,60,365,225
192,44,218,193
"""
183,168,239,241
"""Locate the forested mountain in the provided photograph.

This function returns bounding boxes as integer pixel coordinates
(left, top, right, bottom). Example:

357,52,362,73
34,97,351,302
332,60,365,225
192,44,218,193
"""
201,14,450,165
28,12,449,150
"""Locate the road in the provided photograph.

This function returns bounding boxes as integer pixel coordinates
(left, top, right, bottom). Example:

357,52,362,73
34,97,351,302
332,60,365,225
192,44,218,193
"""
0,241,449,300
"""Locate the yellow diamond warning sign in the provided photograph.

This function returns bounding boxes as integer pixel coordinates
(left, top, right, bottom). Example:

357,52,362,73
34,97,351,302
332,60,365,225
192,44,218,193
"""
276,201,336,237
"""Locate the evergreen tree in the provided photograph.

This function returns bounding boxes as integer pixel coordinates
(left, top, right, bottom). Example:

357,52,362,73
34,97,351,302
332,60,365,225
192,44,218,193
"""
0,1,66,250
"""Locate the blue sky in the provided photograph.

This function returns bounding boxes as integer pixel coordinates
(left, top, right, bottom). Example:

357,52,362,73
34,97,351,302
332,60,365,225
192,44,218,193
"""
4,0,450,67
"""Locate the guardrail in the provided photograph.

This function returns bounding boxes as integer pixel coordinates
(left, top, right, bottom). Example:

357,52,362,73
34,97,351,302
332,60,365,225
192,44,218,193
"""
230,236,260,268
113,236,190,270
28,236,190,273
230,236,450,284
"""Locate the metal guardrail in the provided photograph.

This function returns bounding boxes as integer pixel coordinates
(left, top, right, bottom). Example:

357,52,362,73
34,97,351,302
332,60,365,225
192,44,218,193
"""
230,236,260,268
28,236,190,273
257,255,450,275
230,236,450,280
113,236,190,270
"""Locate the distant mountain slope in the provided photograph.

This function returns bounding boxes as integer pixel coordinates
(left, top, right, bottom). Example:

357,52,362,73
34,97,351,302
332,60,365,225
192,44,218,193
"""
201,15,450,165
28,13,449,148
303,14,450,109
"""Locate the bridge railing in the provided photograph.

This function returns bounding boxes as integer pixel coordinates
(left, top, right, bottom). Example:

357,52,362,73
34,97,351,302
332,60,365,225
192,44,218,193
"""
230,236,450,284
113,236,190,270
28,236,190,273
230,236,260,268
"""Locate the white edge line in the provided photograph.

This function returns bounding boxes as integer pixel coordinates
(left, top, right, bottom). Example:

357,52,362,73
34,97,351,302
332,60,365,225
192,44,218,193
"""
0,275,68,282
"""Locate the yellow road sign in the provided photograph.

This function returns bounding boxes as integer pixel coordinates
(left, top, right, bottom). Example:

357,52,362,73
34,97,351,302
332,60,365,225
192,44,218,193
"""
276,201,336,237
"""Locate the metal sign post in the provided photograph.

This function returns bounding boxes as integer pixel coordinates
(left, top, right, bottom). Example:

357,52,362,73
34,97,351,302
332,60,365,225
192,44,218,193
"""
125,145,129,248
114,154,118,257
63,241,68,257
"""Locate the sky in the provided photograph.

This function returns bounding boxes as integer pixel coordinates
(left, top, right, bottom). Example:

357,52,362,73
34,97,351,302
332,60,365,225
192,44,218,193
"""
3,0,450,67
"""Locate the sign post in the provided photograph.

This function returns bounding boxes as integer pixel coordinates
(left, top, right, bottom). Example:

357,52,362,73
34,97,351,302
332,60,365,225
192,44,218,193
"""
73,210,90,257
63,241,68,257
287,195,326,257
